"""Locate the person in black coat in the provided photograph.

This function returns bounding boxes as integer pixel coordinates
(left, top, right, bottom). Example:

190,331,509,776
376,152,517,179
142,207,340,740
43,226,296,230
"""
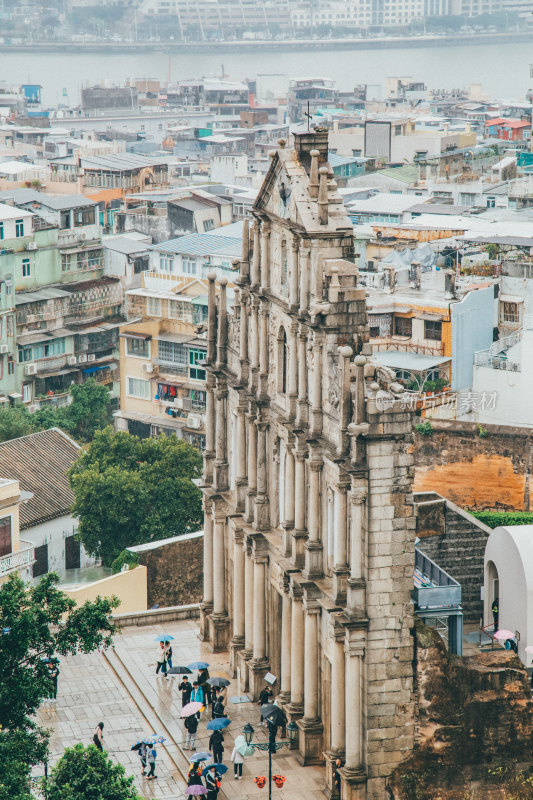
212,696,227,720
205,765,220,800
209,729,224,764
179,676,193,707
184,713,199,750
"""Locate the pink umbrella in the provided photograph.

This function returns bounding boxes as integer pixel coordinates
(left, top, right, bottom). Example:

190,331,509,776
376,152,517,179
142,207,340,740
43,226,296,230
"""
186,786,208,796
181,701,204,717
494,629,514,640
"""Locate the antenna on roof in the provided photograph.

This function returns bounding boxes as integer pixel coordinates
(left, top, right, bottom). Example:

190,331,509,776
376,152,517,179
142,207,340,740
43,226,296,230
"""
304,100,312,132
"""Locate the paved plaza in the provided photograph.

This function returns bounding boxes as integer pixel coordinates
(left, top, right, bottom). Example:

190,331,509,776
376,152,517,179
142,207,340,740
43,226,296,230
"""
37,618,326,800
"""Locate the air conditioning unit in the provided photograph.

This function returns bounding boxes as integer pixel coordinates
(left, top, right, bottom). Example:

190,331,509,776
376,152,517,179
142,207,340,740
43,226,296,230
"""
79,233,87,241
87,353,96,362
142,362,153,373
25,241,37,251
0,344,8,354
67,356,77,365
187,413,202,429
78,354,87,363
28,404,39,413
25,364,37,375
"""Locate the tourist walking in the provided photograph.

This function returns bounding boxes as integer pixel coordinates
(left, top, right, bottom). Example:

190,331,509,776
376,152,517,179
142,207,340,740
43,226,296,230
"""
155,641,167,677
179,675,192,706
209,729,224,764
184,713,198,750
92,722,104,751
164,641,173,670
258,685,273,725
333,758,343,796
492,597,499,631
146,746,157,780
205,765,220,800
212,695,226,720
230,744,245,779
191,681,205,718
137,742,148,776
47,660,59,702
187,762,204,800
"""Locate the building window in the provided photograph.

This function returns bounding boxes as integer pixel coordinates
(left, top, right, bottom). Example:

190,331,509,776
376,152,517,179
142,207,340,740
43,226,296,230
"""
169,299,189,320
159,254,174,273
0,516,11,558
61,253,71,272
182,257,196,275
33,543,48,578
394,316,412,337
189,348,206,381
424,320,442,341
125,337,150,358
203,219,214,232
15,219,24,238
127,377,151,399
0,222,3,240
22,258,31,278
7,358,14,375
65,534,81,570
502,302,520,324
22,383,32,403
147,297,161,316
159,340,186,365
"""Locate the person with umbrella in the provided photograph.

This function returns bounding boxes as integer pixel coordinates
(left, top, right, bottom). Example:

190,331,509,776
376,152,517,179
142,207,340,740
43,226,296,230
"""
92,722,104,751
187,761,204,800
209,728,224,764
155,641,167,678
212,694,227,721
184,713,199,750
164,641,173,670
179,675,193,707
191,681,205,718
258,685,273,726
131,741,147,776
146,746,158,780
230,743,245,780
205,764,220,800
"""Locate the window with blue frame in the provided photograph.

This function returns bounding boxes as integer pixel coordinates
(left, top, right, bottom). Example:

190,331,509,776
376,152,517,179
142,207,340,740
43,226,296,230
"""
0,222,3,240
15,220,24,238
22,258,30,278
189,348,206,380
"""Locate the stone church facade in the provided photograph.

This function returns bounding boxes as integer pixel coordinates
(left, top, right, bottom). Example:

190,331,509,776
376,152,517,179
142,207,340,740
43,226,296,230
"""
200,130,416,800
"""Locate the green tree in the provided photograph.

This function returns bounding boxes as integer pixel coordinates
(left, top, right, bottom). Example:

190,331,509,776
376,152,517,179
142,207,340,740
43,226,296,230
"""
0,405,35,443
69,428,203,565
0,573,119,799
45,744,141,800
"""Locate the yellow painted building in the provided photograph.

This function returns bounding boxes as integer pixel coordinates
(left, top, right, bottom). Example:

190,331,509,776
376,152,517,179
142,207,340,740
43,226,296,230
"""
0,478,34,583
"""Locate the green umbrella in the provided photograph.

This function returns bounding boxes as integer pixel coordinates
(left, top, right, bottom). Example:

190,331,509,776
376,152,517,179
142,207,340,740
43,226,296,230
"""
234,735,254,758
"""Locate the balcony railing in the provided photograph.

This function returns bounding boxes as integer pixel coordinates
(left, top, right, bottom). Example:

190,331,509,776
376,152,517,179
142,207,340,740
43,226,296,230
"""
33,355,69,373
413,547,461,611
474,353,520,371
372,337,445,356
0,542,35,578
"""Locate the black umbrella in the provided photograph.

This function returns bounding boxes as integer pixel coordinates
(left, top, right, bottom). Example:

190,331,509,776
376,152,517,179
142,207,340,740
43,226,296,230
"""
261,704,285,726
168,666,192,675
207,677,230,688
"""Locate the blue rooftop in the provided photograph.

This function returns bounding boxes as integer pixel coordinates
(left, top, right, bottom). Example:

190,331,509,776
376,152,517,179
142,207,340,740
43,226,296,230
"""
151,233,242,258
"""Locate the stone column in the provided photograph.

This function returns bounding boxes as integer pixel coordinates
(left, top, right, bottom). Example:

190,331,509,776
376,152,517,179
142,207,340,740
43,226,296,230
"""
297,588,323,765
288,583,304,718
239,291,249,386
347,488,367,616
230,528,245,671
209,509,230,653
279,586,292,703
299,245,310,315
203,375,215,484
333,484,349,605
259,301,269,397
290,235,299,309
199,498,213,641
304,457,323,579
310,332,322,438
282,445,295,558
340,638,366,800
296,326,308,428
245,410,257,524
249,299,259,393
249,538,269,700
251,220,261,289
239,538,254,692
292,448,307,567
288,321,298,420
235,404,247,512
254,419,270,531
214,384,228,491
325,627,346,798
260,221,270,294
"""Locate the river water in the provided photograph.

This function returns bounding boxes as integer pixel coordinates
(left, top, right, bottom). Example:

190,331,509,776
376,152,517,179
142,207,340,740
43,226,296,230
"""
0,39,531,107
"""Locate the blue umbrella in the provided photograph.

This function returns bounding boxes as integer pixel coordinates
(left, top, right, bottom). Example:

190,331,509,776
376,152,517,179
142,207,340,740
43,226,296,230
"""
202,764,228,776
206,718,230,731
190,752,212,762
188,661,209,670
155,635,174,642
143,735,166,745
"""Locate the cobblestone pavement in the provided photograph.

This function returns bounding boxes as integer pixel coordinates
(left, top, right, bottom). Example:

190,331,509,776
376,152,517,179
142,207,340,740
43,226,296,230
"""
36,618,326,800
